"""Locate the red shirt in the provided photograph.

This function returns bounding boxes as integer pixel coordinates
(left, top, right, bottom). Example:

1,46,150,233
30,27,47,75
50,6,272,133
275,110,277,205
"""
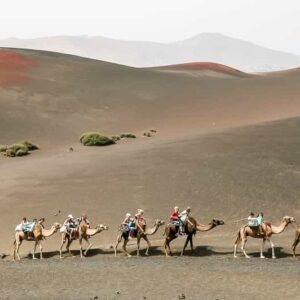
170,211,179,220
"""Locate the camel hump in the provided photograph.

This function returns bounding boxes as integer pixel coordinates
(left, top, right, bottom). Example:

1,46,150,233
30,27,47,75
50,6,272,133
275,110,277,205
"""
34,224,42,234
265,221,272,228
80,224,88,234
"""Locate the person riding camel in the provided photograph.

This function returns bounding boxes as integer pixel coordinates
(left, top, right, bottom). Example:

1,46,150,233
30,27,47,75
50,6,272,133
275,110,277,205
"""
170,206,180,223
247,212,258,226
135,209,146,234
15,217,27,232
179,206,191,234
79,214,90,227
247,212,266,235
257,212,266,236
121,213,135,233
60,214,77,240
170,206,183,235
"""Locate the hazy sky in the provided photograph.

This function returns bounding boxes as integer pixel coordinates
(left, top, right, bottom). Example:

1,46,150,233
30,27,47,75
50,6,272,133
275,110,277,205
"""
1,0,300,54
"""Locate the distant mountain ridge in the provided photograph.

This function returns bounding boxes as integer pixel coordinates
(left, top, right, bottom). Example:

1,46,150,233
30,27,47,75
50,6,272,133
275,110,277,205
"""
1,33,300,72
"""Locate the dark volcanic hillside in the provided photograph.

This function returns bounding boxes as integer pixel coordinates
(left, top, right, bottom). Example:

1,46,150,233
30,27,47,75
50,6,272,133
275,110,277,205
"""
1,48,300,147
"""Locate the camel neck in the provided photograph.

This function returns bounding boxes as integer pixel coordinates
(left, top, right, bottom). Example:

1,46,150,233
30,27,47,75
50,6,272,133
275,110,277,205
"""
42,226,57,237
271,221,288,234
86,228,101,236
145,224,159,235
196,223,215,232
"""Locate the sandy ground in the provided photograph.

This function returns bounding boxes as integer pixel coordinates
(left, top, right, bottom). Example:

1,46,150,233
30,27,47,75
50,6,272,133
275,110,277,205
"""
1,235,300,300
1,49,300,299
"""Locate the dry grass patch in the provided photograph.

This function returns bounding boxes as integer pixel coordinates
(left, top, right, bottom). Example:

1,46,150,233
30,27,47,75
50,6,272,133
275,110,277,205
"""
80,132,115,146
1,141,39,157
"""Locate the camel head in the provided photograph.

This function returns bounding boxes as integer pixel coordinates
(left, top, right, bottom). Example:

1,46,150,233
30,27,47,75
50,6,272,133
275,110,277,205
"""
211,219,225,226
282,216,295,224
52,223,61,232
155,219,165,227
96,224,109,232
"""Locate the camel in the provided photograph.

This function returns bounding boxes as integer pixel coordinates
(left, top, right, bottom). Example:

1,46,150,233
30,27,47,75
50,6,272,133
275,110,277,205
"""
291,226,300,258
13,222,61,261
164,218,225,256
59,224,108,258
114,219,165,257
234,216,295,259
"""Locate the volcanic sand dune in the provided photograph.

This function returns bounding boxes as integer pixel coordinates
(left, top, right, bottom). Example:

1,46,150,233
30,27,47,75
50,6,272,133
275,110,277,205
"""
1,48,300,299
153,61,252,78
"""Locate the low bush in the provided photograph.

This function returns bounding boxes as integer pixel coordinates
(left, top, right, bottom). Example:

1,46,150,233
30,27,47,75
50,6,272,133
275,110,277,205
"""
80,132,115,146
21,140,39,151
0,145,7,152
111,135,121,142
143,132,152,137
1,141,38,157
120,133,136,139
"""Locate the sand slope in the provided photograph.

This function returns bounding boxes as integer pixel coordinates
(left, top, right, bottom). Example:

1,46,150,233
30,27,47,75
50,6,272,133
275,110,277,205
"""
0,48,300,251
1,48,300,299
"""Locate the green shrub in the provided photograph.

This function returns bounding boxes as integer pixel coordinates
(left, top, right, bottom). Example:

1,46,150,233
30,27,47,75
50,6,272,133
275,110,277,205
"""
0,145,7,152
16,149,29,156
111,135,121,142
120,133,136,139
2,141,37,157
20,141,39,151
80,132,115,146
8,143,29,152
5,143,29,157
5,148,16,157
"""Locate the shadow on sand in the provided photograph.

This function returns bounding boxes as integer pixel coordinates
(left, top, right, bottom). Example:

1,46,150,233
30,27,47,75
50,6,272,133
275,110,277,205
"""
8,246,293,260
248,246,293,259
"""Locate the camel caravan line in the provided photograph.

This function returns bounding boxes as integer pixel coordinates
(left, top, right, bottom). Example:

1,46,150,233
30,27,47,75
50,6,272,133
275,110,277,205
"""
12,208,299,261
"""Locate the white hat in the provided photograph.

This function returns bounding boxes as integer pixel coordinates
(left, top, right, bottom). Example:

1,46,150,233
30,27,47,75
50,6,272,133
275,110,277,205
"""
126,213,131,217
68,214,74,219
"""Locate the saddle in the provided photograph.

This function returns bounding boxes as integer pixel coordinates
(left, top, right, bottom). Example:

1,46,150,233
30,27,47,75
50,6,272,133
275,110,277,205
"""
129,230,137,238
26,231,35,240
68,228,79,239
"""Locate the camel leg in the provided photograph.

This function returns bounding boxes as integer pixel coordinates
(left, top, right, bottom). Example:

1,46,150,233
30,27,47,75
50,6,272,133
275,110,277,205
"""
114,233,122,257
164,238,171,256
233,244,238,258
33,241,38,260
260,238,266,258
122,239,131,257
234,231,242,258
79,238,83,258
181,235,190,256
66,239,74,257
292,239,299,258
267,238,276,259
241,238,250,258
136,236,141,256
59,237,67,258
143,236,151,256
14,240,22,261
83,238,92,256
292,232,300,258
190,236,194,253
39,240,43,259
12,241,17,261
164,236,175,257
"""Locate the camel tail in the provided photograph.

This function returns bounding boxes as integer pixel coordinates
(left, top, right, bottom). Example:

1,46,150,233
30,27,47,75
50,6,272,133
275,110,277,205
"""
234,230,241,245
